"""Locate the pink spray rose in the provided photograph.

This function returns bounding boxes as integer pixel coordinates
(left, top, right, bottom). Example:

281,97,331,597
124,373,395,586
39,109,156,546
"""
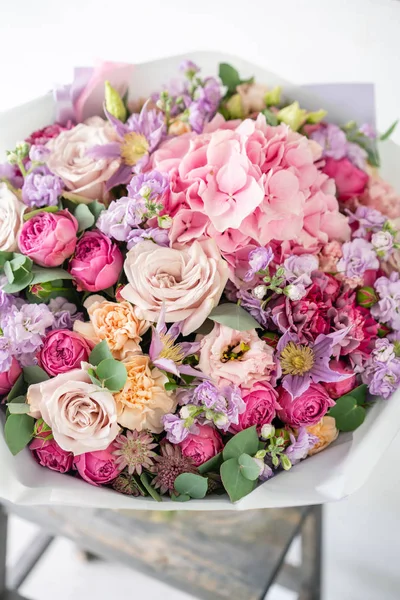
322,157,368,201
26,122,74,145
74,444,121,486
18,210,78,267
198,323,276,389
232,382,281,432
180,424,223,467
322,360,357,399
30,437,74,474
278,383,335,428
39,329,94,377
0,358,22,396
69,231,123,292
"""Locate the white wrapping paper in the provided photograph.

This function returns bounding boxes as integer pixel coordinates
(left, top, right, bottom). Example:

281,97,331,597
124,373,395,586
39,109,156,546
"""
1,51,399,510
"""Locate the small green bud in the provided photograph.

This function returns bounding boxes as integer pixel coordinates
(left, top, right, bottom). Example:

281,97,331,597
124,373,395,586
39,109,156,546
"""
378,323,392,338
225,94,245,119
158,215,173,229
277,101,307,131
356,286,378,308
264,86,282,107
306,108,327,124
16,141,30,158
281,455,292,471
255,449,267,459
393,341,400,358
105,81,127,123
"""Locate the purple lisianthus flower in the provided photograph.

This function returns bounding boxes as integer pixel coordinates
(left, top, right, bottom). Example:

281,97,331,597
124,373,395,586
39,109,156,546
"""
285,428,319,465
310,124,348,160
126,227,170,250
29,145,50,163
96,197,146,242
346,206,386,238
336,238,379,280
244,246,274,281
22,165,63,208
127,170,169,202
371,273,400,330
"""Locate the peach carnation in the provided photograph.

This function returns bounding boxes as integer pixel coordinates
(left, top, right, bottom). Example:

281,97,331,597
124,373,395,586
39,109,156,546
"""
306,416,339,455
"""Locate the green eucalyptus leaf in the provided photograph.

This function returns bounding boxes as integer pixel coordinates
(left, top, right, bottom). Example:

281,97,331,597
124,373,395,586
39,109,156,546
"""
198,452,223,475
0,251,14,270
347,383,368,405
219,63,241,93
238,453,261,481
174,473,208,499
380,119,399,141
6,395,27,419
96,359,127,392
7,375,27,402
220,457,256,503
23,206,59,221
329,395,366,432
140,473,162,502
208,303,260,331
3,260,14,282
223,426,259,461
4,414,35,456
171,494,191,502
7,402,31,415
23,366,50,385
74,203,95,232
2,272,33,294
89,340,113,367
30,267,73,285
88,200,106,221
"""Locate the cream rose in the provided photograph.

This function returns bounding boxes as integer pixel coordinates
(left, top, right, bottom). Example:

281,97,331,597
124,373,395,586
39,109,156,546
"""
121,239,229,336
46,117,120,201
306,416,339,456
27,369,119,455
74,296,149,359
114,354,176,433
0,182,26,251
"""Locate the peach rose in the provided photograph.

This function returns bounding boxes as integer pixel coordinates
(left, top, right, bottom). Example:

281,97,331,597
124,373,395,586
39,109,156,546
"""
74,296,149,359
114,354,176,433
46,117,120,201
27,369,119,455
121,239,229,336
236,82,268,116
198,323,276,389
306,416,339,455
0,182,26,252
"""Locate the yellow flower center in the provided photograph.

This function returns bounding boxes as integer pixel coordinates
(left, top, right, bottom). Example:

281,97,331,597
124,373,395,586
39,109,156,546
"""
280,342,315,376
221,341,250,363
121,132,149,166
159,333,185,364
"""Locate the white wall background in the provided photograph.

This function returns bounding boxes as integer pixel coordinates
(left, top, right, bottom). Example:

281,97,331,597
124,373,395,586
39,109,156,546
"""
1,1,400,599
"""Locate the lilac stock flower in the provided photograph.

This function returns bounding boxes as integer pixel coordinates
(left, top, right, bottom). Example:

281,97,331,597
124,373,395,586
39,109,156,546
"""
0,162,23,188
127,227,169,250
22,165,63,208
371,273,400,330
127,170,169,202
96,196,146,241
362,355,400,399
29,145,50,163
310,124,348,160
283,254,318,288
236,288,270,328
244,246,274,281
372,338,396,363
179,60,201,76
192,381,246,431
346,142,367,170
277,327,353,399
194,77,222,114
285,428,319,465
346,206,386,238
0,337,13,372
336,238,379,280
162,413,199,444
188,102,208,134
48,298,84,331
371,231,394,260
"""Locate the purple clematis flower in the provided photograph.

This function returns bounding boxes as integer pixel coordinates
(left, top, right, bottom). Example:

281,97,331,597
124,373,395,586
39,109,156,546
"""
277,327,353,399
87,101,166,189
149,305,205,380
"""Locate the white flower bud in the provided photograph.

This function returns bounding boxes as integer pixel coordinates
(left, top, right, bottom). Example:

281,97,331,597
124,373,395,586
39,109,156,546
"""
285,284,305,301
158,215,173,229
261,424,275,439
252,284,268,300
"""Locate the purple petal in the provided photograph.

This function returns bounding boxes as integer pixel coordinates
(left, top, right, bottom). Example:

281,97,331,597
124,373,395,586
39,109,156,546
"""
310,359,352,384
149,327,164,360
153,358,181,377
277,330,299,353
104,106,129,138
87,142,121,160
156,304,168,335
282,374,311,399
178,364,209,380
106,164,134,190
180,341,201,358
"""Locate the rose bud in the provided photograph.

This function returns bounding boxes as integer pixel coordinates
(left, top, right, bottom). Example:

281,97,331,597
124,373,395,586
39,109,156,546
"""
30,438,74,474
378,323,392,338
322,360,356,399
356,286,378,308
73,445,121,486
68,231,123,292
18,210,78,267
262,331,281,349
179,424,223,467
38,329,94,377
0,358,22,396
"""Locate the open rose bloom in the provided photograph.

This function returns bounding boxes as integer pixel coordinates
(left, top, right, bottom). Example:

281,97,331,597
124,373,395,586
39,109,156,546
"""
0,52,400,510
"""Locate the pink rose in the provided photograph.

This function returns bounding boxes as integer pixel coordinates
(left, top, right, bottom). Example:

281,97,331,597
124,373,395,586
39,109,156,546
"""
180,424,223,466
278,383,335,428
0,182,26,252
322,157,368,201
231,382,281,432
30,437,74,474
359,173,400,219
69,231,123,292
322,360,356,399
39,329,94,377
18,209,78,267
74,444,121,486
46,117,120,201
198,323,276,389
122,239,228,336
0,358,22,396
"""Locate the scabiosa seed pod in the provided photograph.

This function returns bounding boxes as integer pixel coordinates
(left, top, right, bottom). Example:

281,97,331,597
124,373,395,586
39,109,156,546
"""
262,331,281,349
356,286,378,308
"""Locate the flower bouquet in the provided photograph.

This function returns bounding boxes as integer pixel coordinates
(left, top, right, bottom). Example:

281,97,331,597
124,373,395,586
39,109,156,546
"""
0,53,399,509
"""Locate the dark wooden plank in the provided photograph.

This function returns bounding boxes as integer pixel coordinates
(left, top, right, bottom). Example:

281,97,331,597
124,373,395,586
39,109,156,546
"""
299,505,323,600
4,504,309,600
7,534,54,591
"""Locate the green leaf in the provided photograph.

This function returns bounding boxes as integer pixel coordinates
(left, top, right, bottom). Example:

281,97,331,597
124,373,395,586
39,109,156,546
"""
238,453,261,481
6,395,27,419
171,494,191,502
198,451,223,474
139,473,162,502
30,267,73,285
208,303,261,331
2,272,33,294
328,395,366,432
96,359,127,392
87,200,106,221
262,109,279,126
7,375,27,402
223,426,259,461
23,206,59,221
7,402,31,415
347,383,368,405
4,414,35,455
380,119,399,141
105,80,127,122
174,473,208,499
219,63,241,92
220,457,256,503
89,340,113,367
0,251,13,270
23,366,50,385
74,203,95,232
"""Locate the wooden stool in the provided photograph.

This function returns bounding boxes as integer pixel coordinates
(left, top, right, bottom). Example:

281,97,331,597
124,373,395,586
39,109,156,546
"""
0,502,322,600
